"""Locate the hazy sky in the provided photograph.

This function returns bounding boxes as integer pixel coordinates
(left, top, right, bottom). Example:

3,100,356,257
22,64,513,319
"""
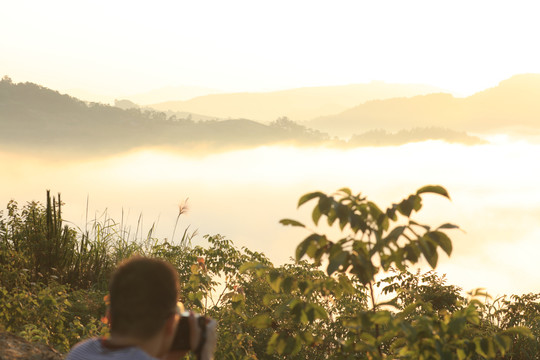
2,0,540,97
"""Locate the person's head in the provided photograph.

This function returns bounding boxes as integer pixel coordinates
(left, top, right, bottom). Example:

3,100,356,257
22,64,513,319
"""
108,256,179,341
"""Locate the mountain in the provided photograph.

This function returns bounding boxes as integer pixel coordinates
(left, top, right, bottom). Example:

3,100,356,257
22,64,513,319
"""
347,128,486,147
66,85,222,105
0,78,487,156
148,82,443,123
307,74,540,137
114,99,221,122
120,85,223,104
0,79,329,156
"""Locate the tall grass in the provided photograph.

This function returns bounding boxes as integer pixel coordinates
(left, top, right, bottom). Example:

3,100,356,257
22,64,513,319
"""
0,191,199,352
0,191,197,291
171,198,198,247
0,191,77,285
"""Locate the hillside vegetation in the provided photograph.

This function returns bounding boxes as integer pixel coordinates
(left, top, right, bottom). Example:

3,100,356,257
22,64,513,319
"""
1,189,538,359
0,78,328,156
0,78,487,156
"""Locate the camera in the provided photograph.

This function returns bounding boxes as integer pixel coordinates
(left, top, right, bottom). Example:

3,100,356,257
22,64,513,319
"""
171,311,208,351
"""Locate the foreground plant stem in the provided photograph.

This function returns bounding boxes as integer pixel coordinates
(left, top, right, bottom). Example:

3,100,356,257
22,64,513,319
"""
369,281,383,357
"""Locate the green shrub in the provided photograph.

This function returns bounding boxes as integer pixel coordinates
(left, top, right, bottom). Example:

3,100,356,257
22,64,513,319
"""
0,281,107,352
0,189,538,359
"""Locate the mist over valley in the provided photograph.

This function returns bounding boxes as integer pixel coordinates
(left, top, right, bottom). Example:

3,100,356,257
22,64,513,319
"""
5,75,533,158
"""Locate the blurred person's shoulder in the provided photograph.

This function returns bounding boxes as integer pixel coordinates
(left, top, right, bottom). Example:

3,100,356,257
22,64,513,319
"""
66,337,156,360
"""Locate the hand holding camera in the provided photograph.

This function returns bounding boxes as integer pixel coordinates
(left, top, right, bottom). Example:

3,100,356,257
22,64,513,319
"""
170,309,217,360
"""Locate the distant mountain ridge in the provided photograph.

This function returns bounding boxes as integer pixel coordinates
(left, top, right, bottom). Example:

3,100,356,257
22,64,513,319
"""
66,85,223,105
122,85,223,104
0,78,329,156
148,82,443,122
307,74,540,137
0,78,488,157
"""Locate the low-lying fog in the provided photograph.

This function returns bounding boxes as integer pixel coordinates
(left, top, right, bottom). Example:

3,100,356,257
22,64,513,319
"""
2,136,539,297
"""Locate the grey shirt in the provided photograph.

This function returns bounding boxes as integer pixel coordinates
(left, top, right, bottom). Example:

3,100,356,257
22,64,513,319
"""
66,338,157,360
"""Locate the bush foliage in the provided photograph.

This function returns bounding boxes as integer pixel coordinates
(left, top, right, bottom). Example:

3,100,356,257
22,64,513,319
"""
0,188,538,359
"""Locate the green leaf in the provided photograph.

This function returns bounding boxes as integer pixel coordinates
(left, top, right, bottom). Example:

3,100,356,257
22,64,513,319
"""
266,333,279,355
447,316,467,335
308,235,329,259
380,215,390,232
317,195,332,215
263,294,276,306
360,332,376,346
419,236,438,268
416,185,450,199
493,334,511,355
276,337,288,355
279,218,305,227
386,205,398,221
326,207,338,227
400,302,420,318
371,311,391,325
383,225,406,244
431,231,452,256
464,305,480,325
267,271,283,293
291,302,308,324
397,196,419,217
290,335,303,355
368,201,383,219
327,250,347,275
249,313,272,328
300,331,314,344
231,293,244,302
296,233,323,261
409,219,430,231
404,243,420,263
335,203,349,230
376,298,399,309
436,223,460,230
239,261,265,273
412,195,422,211
296,237,310,261
474,338,495,358
309,304,327,320
312,205,322,225
298,191,324,208
281,276,295,293
503,326,533,338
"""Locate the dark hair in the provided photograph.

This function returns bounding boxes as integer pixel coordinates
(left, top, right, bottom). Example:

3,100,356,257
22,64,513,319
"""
109,256,179,338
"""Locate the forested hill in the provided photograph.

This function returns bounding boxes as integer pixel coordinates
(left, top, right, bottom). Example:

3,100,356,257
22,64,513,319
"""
0,78,485,156
0,78,329,155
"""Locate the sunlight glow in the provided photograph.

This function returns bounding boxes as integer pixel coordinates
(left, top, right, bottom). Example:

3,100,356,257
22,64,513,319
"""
2,1,540,97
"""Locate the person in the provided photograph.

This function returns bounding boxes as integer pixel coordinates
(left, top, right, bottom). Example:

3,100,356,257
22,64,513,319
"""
66,256,216,360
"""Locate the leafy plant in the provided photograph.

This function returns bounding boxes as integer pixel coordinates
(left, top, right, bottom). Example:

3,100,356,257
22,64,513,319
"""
1,189,537,359
244,185,530,359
